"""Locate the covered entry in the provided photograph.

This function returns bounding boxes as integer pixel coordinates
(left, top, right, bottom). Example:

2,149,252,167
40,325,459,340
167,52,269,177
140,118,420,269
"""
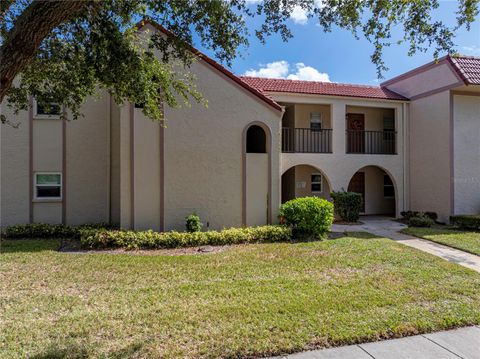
282,165,332,203
347,166,396,215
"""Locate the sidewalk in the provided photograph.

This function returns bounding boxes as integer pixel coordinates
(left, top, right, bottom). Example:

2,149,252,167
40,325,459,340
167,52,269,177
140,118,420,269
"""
332,217,480,273
269,326,480,359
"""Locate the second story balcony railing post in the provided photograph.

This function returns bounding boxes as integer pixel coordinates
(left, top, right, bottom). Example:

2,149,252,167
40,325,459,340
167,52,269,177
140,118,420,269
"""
282,128,332,153
346,130,397,154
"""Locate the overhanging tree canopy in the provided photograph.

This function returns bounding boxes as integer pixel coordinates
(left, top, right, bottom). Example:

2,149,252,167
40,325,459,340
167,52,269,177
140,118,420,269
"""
0,0,478,123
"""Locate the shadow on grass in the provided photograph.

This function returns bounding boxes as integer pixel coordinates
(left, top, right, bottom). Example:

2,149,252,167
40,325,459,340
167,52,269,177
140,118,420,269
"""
0,239,60,253
344,231,381,239
30,341,143,359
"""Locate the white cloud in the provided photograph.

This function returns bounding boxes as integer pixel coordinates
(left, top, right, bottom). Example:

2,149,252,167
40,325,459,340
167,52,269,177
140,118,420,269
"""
244,61,330,82
290,6,309,25
462,45,480,56
287,63,330,82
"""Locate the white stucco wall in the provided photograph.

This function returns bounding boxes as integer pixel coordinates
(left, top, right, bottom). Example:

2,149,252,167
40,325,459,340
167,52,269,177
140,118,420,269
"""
453,94,480,215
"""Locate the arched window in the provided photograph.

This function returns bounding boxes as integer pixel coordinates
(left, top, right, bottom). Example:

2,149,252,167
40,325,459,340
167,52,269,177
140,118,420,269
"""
246,125,266,153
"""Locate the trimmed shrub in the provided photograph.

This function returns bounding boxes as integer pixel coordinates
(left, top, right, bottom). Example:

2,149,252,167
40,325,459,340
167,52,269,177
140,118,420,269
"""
278,197,333,238
424,212,438,222
408,215,434,228
185,214,203,233
2,222,116,239
400,211,420,221
79,225,292,249
330,191,362,222
450,215,480,230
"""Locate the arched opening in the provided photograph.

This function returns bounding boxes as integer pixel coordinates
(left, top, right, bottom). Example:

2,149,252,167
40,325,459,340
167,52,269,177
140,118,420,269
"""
281,164,332,204
347,165,396,216
246,125,266,153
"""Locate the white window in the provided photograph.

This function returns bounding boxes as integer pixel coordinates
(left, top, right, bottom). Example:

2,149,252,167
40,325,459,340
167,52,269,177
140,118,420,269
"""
311,173,322,193
33,99,62,119
310,112,322,131
35,173,62,199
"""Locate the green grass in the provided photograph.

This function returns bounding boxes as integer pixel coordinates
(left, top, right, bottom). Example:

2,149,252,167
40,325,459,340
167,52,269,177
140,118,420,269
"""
402,227,480,256
1,234,480,358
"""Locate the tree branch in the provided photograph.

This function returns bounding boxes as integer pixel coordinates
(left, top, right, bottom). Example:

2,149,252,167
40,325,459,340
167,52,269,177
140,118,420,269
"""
0,0,89,102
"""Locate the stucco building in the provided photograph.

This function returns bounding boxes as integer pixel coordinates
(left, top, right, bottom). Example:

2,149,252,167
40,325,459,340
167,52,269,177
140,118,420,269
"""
1,20,479,230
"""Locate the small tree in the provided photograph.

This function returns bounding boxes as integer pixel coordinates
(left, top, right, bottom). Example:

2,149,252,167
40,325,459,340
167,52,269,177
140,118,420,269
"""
185,213,203,233
330,191,363,223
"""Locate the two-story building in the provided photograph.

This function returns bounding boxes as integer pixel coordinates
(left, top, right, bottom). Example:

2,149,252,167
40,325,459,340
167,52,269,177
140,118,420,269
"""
1,20,479,229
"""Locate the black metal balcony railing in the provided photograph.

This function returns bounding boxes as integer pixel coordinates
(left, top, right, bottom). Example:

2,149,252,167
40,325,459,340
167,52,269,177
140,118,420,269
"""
282,128,332,153
346,130,396,154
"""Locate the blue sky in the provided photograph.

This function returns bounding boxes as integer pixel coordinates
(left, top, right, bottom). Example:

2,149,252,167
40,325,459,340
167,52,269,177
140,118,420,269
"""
198,1,480,85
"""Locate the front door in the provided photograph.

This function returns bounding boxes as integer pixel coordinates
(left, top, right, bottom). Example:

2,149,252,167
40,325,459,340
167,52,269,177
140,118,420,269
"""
347,113,365,153
348,171,365,213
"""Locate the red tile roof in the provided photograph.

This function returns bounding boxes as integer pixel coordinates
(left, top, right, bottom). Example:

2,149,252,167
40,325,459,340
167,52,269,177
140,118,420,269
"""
240,77,408,101
448,55,480,85
135,19,282,112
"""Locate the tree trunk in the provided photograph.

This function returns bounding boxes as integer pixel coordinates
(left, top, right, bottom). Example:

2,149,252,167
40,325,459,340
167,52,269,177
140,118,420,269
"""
0,0,90,102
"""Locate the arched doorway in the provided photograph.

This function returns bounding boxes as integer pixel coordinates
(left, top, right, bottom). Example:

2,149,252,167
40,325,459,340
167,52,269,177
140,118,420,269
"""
281,164,332,204
347,166,396,216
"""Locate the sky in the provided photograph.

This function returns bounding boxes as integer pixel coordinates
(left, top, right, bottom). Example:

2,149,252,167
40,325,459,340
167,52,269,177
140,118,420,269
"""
196,1,480,85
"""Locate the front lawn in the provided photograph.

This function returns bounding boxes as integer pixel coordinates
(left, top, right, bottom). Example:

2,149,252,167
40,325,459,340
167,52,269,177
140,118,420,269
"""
402,227,480,256
1,233,480,358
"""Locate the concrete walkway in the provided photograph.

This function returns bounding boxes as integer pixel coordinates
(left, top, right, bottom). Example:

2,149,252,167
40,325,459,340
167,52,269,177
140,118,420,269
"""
270,326,480,359
331,217,480,273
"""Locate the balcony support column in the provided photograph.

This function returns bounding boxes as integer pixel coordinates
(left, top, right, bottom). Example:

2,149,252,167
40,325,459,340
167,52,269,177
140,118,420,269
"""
332,103,346,154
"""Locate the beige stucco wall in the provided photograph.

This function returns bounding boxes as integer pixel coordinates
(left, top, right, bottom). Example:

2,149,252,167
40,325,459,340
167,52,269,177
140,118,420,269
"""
0,104,30,227
453,94,480,215
293,104,331,129
32,117,63,223
292,165,331,200
246,153,269,226
409,90,451,222
110,100,121,225
346,106,394,131
132,108,162,231
362,166,395,215
65,94,110,225
161,58,281,230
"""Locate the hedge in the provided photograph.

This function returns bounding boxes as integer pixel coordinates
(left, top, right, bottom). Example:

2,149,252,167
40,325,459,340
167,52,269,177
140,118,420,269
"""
408,215,434,228
2,223,115,239
80,225,292,250
330,191,363,222
450,215,480,230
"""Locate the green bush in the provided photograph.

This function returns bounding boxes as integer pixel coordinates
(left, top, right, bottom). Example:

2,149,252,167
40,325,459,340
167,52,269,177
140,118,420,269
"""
408,215,434,228
450,215,480,230
330,191,362,222
185,214,203,233
80,225,292,249
278,197,333,239
401,211,437,222
400,211,420,220
2,222,115,239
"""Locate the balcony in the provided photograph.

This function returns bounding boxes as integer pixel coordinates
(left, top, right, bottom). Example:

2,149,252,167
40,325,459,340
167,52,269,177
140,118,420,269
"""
346,130,396,155
282,128,332,153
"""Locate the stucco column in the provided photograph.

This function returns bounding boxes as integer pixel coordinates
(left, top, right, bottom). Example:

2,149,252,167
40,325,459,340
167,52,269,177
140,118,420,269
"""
332,102,346,155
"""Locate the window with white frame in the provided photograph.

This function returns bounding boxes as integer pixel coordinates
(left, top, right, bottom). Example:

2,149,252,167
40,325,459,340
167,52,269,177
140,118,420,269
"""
311,173,322,193
384,175,394,198
35,173,62,199
310,112,322,131
34,100,62,119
